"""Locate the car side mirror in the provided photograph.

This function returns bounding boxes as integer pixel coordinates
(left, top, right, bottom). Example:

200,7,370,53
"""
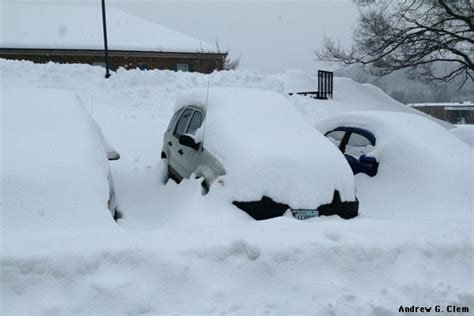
359,155,378,177
107,150,120,161
179,134,200,150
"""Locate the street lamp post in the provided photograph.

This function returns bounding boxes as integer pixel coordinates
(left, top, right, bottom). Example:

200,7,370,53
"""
101,0,111,78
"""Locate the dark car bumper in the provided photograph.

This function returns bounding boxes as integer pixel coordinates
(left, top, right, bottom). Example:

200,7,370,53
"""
233,190,358,221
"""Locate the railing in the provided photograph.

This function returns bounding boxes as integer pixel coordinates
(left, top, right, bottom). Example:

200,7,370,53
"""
288,70,333,100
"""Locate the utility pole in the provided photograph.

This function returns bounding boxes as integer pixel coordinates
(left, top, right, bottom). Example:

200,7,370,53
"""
101,0,111,78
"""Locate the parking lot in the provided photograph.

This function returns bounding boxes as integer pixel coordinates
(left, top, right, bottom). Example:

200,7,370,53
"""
1,60,472,315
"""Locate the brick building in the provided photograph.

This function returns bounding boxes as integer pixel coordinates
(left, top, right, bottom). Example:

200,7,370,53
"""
407,101,474,124
0,3,227,73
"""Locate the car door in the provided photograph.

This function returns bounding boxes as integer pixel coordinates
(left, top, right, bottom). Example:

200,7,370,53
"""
178,108,205,178
345,129,378,177
169,108,194,177
325,127,378,177
325,129,349,151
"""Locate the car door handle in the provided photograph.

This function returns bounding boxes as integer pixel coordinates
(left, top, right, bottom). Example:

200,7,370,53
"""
178,149,184,155
168,141,172,146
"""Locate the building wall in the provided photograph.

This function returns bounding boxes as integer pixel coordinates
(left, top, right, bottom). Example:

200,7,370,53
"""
445,109,474,124
0,49,227,74
413,106,446,121
413,105,474,124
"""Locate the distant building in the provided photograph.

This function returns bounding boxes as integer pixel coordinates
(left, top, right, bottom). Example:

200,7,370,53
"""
0,3,227,73
407,101,474,124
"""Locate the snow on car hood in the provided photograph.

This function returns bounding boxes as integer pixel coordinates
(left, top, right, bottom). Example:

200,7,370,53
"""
2,88,117,234
175,87,356,208
316,111,473,221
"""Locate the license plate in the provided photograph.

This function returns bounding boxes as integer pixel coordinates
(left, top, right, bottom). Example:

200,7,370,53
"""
291,210,319,220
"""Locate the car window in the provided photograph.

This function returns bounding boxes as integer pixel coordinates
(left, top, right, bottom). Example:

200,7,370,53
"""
167,109,182,132
174,108,193,137
325,130,345,147
345,132,375,158
186,111,203,135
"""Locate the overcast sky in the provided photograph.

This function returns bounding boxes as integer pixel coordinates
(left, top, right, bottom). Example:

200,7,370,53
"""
115,1,358,74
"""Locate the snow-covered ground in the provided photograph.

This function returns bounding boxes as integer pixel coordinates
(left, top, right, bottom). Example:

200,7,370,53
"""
1,60,472,315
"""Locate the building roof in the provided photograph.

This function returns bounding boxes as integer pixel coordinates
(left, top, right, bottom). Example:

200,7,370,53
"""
1,3,218,53
407,101,474,108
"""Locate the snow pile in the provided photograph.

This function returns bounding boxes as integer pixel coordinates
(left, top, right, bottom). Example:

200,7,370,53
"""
0,60,472,315
1,88,117,235
278,69,319,93
281,70,454,129
317,111,473,221
2,218,473,315
451,125,474,147
1,3,217,52
175,87,356,207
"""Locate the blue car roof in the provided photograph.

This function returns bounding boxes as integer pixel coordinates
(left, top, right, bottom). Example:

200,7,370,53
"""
329,127,376,145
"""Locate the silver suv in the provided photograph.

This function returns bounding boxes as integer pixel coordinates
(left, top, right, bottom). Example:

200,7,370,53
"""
161,88,359,221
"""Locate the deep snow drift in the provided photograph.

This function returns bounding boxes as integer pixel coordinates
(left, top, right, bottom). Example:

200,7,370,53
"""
2,88,117,235
451,125,474,147
1,60,472,315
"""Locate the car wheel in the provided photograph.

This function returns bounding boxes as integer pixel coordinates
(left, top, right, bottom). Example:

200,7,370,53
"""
201,180,210,195
113,208,122,221
160,158,170,184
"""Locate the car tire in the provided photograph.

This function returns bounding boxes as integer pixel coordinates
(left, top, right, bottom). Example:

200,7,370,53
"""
201,180,210,195
113,208,122,221
161,158,170,184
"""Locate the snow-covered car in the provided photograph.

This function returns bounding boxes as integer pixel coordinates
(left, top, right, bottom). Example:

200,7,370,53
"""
2,88,120,234
161,87,359,220
317,111,472,220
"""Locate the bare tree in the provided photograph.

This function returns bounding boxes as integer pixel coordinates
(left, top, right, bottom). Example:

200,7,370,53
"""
223,55,241,70
317,0,473,88
214,40,240,70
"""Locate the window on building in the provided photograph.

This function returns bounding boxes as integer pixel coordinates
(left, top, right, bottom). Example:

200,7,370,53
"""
92,62,106,68
449,110,470,124
176,63,190,72
137,63,149,70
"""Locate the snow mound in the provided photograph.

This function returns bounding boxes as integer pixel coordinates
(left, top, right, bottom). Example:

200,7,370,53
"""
451,125,474,147
277,69,318,93
281,70,453,129
1,88,117,235
2,220,472,315
175,87,356,208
